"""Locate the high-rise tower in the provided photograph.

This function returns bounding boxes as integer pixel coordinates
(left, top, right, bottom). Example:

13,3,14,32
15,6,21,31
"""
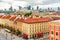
9,5,13,12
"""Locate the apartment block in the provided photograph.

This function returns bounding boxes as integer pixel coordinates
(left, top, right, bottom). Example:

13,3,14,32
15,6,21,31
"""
49,20,60,40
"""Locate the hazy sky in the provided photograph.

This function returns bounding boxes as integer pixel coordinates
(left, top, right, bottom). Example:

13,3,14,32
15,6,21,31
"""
0,0,60,9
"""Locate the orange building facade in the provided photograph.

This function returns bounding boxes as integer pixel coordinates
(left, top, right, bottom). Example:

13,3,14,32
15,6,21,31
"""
49,20,60,40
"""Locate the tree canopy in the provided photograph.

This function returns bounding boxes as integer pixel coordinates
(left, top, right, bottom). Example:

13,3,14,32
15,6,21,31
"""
24,11,32,16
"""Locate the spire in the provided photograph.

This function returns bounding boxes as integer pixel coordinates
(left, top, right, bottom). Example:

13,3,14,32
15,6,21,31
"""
9,5,13,12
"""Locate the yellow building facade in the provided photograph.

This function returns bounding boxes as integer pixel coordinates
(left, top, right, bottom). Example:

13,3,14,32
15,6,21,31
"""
21,17,51,38
8,15,16,29
0,14,52,39
22,22,50,38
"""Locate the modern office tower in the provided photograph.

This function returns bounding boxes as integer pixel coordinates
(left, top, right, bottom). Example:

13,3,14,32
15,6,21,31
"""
9,5,13,12
27,5,31,10
14,9,16,12
50,8,52,11
4,9,7,11
32,7,34,10
37,6,39,10
19,6,22,10
58,7,60,11
48,8,50,11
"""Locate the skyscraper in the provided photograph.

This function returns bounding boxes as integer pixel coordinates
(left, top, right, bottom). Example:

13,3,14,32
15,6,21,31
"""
19,6,22,10
58,7,60,11
9,5,13,12
14,9,16,12
48,8,50,11
27,5,31,10
32,7,34,10
37,6,39,10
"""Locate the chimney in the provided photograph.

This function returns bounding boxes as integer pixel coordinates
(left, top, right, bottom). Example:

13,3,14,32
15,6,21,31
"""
32,16,36,18
24,17,27,20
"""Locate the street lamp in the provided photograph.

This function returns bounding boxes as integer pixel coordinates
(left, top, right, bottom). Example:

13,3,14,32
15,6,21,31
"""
5,30,7,40
10,21,17,40
5,22,8,40
11,33,12,40
14,21,17,33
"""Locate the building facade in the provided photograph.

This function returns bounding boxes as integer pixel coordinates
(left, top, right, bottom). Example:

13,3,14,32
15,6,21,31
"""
8,15,16,29
22,17,51,38
0,14,53,39
0,14,3,24
49,20,60,40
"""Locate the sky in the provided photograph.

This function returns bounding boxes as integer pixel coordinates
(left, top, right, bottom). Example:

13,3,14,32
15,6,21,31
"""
0,0,60,10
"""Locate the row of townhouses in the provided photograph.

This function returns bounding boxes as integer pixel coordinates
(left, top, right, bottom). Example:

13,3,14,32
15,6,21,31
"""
0,14,60,39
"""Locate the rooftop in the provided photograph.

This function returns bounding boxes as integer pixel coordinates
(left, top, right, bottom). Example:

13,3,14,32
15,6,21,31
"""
51,20,60,23
14,16,52,23
9,15,16,21
4,15,11,19
24,17,51,23
52,17,60,20
0,14,59,23
0,14,3,18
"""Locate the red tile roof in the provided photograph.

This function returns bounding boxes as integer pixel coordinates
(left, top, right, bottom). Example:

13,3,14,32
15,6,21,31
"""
52,17,60,20
15,17,51,23
24,17,51,23
0,14,3,18
9,15,16,21
2,15,6,19
15,17,24,22
2,15,11,19
5,14,11,19
0,14,52,23
14,17,19,21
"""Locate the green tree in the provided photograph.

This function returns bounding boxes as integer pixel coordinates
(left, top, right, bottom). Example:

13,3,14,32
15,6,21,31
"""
24,11,32,16
15,29,21,36
9,27,13,31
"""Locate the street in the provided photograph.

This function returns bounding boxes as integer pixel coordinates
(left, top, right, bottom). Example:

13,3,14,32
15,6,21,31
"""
0,28,23,40
0,34,6,40
0,28,49,40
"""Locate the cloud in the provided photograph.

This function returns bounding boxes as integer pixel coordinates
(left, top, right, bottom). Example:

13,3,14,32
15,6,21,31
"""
16,0,60,5
0,0,14,2
12,1,29,7
0,0,60,10
41,0,60,5
0,0,29,7
0,0,29,10
0,2,10,9
0,0,60,6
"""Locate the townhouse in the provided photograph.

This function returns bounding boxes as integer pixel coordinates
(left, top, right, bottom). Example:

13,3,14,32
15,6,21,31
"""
22,17,51,38
49,20,60,40
0,14,53,39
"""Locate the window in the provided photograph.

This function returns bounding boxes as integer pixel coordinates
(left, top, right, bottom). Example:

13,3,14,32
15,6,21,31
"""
51,37,53,40
35,34,36,37
30,35,31,38
51,26,54,29
30,25,31,27
56,32,58,35
56,27,58,30
14,21,17,24
51,31,53,34
30,28,31,33
56,39,58,40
